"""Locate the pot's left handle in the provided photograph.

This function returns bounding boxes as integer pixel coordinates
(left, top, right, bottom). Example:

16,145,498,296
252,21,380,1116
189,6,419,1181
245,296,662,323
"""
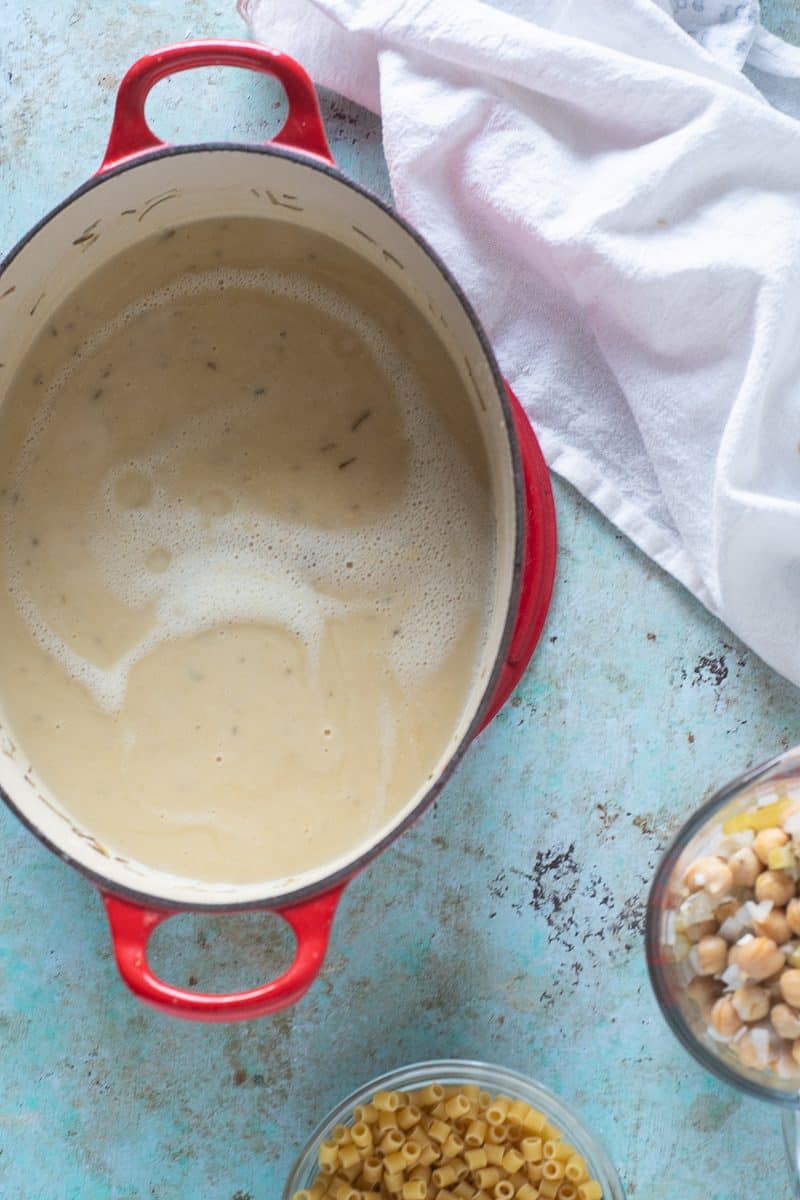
99,39,334,174
101,882,348,1021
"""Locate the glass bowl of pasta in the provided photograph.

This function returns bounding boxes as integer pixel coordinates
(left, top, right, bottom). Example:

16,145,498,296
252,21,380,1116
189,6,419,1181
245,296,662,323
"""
283,1058,625,1200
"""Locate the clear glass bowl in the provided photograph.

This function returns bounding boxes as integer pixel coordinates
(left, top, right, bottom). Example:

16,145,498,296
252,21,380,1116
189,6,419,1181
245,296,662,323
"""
646,746,800,1197
283,1057,625,1199
646,745,800,1104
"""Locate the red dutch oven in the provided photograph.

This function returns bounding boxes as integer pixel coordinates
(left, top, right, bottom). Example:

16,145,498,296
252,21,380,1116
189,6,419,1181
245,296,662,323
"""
0,42,556,1021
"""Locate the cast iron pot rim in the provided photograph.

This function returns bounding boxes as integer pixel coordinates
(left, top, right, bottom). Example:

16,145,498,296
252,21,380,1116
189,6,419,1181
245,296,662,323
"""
0,141,525,912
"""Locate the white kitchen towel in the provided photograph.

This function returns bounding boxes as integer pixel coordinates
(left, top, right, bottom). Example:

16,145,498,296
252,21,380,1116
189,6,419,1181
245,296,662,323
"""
239,0,800,688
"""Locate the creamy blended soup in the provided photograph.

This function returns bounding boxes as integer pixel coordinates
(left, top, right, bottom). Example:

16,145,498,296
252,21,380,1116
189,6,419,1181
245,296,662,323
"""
0,218,494,884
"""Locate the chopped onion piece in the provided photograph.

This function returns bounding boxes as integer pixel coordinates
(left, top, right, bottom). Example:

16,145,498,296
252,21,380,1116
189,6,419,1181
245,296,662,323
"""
674,938,691,964
749,1027,771,1068
719,902,758,943
718,916,743,942
721,962,748,990
719,831,755,854
674,934,691,962
664,911,677,946
745,900,773,925
679,891,716,925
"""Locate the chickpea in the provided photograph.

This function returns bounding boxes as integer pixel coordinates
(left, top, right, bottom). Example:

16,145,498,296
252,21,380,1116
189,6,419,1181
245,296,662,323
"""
692,935,728,976
786,899,800,937
737,1030,769,1069
768,974,786,1001
710,996,742,1039
780,969,800,1009
730,937,786,982
754,870,795,908
771,1003,800,1040
685,919,718,944
687,975,722,1013
752,907,792,946
729,847,761,888
731,984,770,1023
753,827,788,865
684,856,733,898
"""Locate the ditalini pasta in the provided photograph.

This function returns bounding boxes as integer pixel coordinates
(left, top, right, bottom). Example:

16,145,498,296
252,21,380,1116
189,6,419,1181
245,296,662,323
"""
292,1085,603,1200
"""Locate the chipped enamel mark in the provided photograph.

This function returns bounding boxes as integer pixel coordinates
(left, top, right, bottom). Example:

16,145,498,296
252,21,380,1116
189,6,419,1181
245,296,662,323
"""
382,248,405,270
78,832,111,858
426,295,449,332
73,219,101,249
35,792,66,821
1,728,17,759
138,189,179,222
1,285,16,300
352,225,377,245
264,189,304,212
29,293,45,317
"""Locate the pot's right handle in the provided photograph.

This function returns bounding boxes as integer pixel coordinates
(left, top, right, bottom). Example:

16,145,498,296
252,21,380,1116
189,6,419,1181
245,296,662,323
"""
99,39,334,174
101,881,348,1021
782,1109,800,1198
479,384,557,729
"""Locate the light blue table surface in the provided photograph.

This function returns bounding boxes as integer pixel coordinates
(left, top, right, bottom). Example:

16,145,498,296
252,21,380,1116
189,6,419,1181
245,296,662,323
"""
3,3,800,1198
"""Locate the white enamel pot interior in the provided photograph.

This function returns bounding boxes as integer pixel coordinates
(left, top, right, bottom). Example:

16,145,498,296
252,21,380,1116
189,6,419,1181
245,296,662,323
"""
0,42,553,1019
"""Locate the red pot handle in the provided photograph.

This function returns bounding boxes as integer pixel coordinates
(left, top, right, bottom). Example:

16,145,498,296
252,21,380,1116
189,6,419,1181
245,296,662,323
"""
101,881,347,1021
479,385,556,729
99,39,333,174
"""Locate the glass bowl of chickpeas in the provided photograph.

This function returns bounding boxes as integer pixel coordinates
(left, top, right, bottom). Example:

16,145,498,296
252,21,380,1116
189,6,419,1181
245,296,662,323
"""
283,1059,625,1200
646,746,800,1193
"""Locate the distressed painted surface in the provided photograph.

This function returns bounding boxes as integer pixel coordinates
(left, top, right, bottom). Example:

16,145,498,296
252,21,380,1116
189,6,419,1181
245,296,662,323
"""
764,0,800,46
2,2,800,1198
